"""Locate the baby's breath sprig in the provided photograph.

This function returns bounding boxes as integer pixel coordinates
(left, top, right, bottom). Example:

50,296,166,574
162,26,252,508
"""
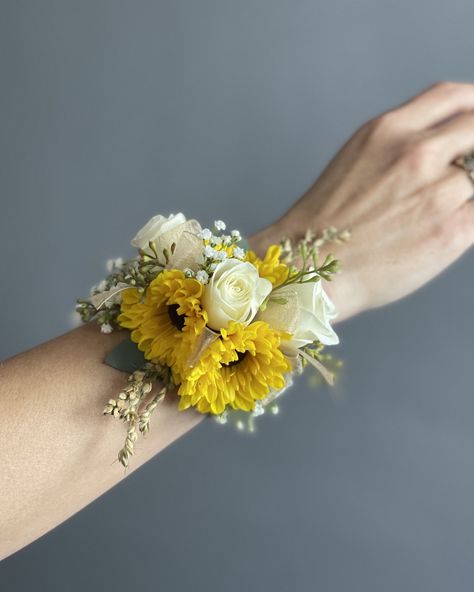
75,297,123,332
103,362,171,468
198,221,246,278
213,377,291,433
75,299,99,323
75,259,134,326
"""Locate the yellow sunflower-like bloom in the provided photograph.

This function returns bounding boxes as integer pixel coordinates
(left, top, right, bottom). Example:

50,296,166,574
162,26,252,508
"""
246,245,289,287
177,321,292,415
118,270,207,381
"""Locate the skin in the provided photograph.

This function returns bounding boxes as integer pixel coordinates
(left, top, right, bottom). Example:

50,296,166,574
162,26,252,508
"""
1,82,474,560
253,81,474,320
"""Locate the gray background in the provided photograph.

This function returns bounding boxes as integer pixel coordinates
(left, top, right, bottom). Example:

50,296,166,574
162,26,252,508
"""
1,1,474,590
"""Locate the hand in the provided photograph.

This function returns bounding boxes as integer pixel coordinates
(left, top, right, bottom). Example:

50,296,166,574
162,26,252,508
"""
250,82,474,321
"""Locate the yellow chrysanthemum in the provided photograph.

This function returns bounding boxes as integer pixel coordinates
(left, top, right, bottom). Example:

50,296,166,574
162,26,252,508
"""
118,269,207,381
246,245,289,287
177,321,292,415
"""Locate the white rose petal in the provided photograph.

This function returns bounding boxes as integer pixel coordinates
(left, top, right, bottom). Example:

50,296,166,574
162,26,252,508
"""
131,213,203,271
202,259,272,330
131,213,187,251
280,280,339,355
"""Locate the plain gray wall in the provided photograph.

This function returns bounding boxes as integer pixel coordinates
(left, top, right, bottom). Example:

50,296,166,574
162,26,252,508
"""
1,1,474,591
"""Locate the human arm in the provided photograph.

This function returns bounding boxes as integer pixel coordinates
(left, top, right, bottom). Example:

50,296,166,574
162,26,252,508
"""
253,81,474,321
2,81,474,560
0,323,205,560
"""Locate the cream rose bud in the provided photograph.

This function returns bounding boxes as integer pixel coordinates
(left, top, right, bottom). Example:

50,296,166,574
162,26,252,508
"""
281,280,339,355
131,213,188,252
131,213,203,270
202,259,272,330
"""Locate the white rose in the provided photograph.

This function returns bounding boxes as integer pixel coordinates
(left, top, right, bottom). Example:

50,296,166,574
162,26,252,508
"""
131,213,188,252
131,212,204,270
202,259,272,330
280,280,339,355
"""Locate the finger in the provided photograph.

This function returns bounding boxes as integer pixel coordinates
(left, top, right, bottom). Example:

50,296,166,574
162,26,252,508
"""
390,82,474,131
454,199,474,250
424,111,474,165
423,167,474,211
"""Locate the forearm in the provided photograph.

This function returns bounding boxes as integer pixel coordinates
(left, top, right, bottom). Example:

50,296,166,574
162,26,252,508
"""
0,323,204,560
0,229,276,559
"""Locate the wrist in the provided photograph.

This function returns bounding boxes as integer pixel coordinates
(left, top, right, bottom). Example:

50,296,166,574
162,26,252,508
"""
247,219,288,257
248,221,368,324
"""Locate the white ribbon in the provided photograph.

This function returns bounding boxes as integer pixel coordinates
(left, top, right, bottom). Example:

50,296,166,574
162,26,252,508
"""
298,348,335,385
89,283,130,310
186,326,220,368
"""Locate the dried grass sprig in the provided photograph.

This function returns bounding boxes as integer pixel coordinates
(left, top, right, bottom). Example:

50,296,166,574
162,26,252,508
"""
103,364,171,468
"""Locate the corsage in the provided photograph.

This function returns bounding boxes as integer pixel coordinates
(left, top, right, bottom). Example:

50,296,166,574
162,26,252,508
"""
76,213,348,467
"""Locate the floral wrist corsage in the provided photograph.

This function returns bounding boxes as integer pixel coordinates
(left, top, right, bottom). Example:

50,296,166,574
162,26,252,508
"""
76,213,349,467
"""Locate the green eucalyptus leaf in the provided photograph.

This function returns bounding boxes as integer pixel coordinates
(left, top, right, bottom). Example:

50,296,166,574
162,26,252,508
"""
105,335,147,373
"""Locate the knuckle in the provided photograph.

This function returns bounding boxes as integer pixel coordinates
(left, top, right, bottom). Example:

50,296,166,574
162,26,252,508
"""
429,80,459,95
376,111,398,131
423,80,474,106
359,116,379,137
364,111,400,142
402,139,437,176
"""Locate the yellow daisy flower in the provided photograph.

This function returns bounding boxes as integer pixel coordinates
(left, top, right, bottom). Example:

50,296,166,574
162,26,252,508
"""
177,321,292,415
246,245,289,287
118,269,207,381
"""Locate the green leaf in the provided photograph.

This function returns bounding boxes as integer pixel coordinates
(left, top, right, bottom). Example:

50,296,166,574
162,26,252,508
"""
268,297,288,305
105,335,147,373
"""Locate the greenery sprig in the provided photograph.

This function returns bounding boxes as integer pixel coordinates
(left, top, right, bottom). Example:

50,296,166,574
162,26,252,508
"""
279,226,350,287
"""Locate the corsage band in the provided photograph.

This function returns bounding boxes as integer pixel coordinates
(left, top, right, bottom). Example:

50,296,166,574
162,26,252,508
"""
76,213,348,467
